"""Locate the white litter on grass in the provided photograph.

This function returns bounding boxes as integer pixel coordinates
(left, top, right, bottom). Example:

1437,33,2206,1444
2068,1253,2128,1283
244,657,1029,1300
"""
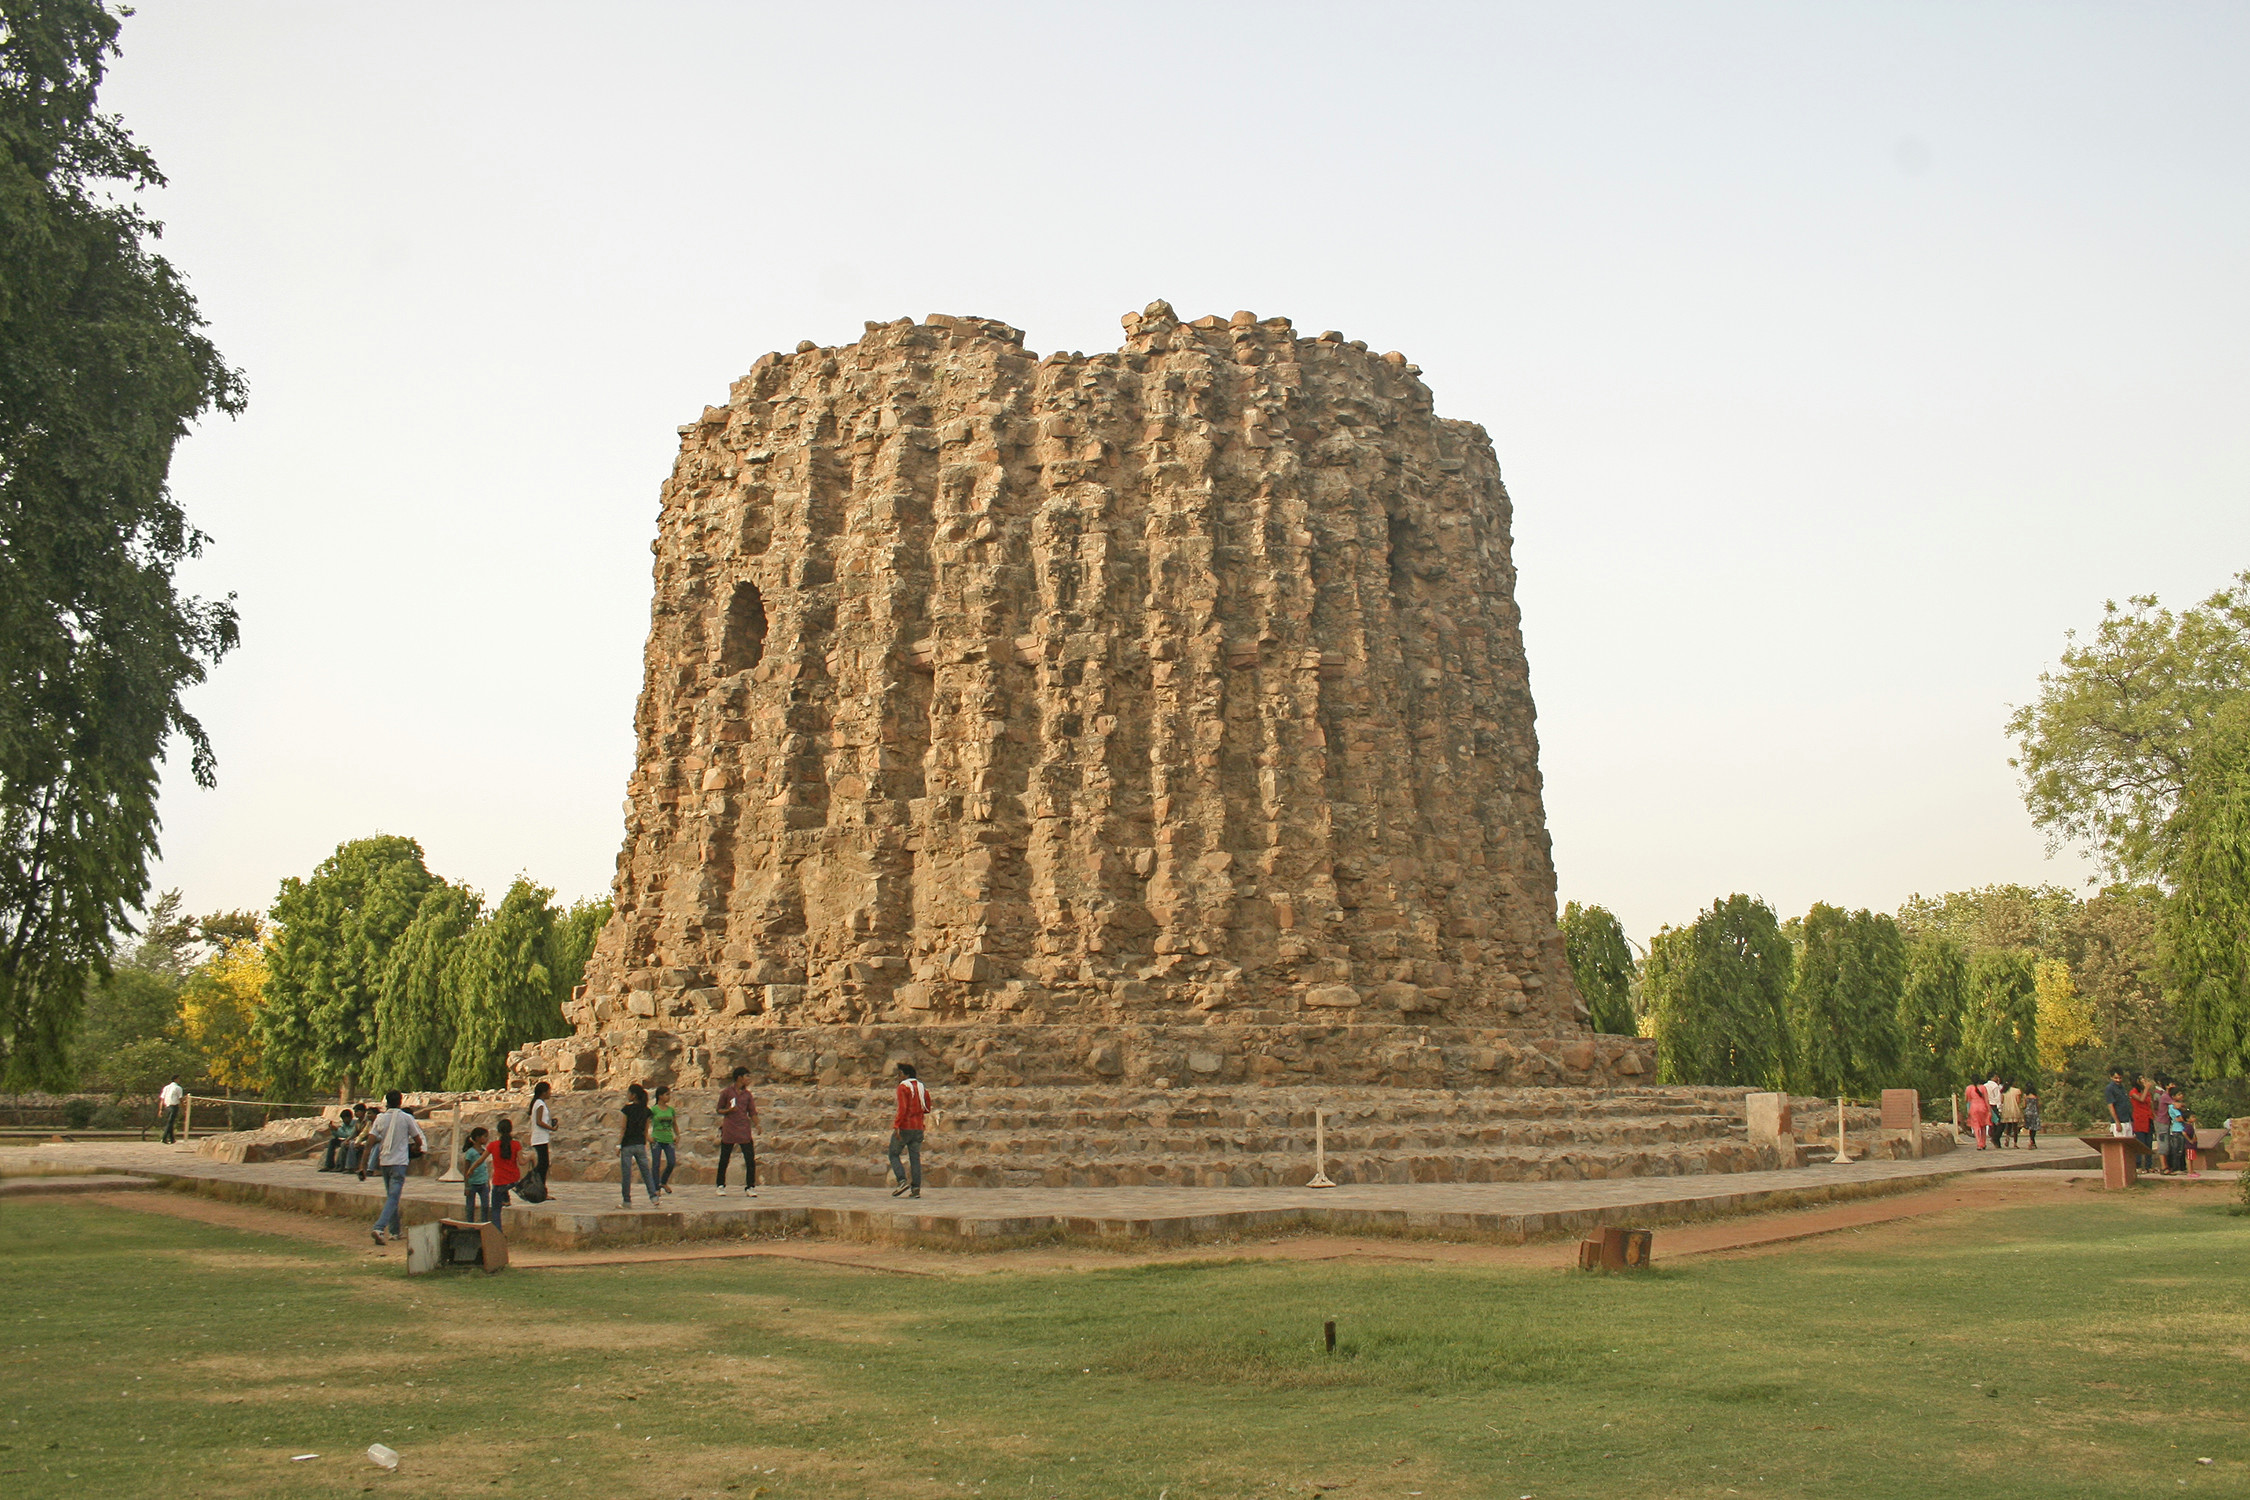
367,1443,400,1471
290,1454,318,1462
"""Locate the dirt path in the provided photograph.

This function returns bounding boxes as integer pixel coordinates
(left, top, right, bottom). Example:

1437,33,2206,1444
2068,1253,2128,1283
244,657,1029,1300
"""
72,1168,2198,1277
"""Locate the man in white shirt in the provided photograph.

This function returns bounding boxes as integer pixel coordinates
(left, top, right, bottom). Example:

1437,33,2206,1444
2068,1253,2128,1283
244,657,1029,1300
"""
368,1090,427,1247
158,1077,185,1144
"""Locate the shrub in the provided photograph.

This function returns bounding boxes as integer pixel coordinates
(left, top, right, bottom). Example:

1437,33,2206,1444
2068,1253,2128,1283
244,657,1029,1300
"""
89,1103,128,1130
61,1099,96,1129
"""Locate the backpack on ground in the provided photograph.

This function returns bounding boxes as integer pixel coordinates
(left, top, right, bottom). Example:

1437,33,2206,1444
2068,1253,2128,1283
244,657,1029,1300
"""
514,1170,548,1203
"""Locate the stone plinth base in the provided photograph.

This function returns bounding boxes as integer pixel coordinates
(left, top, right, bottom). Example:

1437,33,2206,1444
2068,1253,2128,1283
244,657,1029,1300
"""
509,1021,1656,1096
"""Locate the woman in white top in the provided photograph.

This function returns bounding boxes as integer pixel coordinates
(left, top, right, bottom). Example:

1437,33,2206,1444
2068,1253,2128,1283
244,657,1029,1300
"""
529,1080,555,1183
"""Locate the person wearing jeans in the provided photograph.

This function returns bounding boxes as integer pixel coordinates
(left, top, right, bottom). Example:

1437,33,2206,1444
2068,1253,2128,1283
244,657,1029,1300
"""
715,1068,759,1198
649,1086,678,1195
618,1083,659,1207
888,1063,930,1199
369,1090,426,1246
529,1081,555,1184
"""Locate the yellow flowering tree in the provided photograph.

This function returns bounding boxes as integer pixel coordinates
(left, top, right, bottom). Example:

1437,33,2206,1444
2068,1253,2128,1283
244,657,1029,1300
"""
179,932,271,1092
2034,958,2097,1076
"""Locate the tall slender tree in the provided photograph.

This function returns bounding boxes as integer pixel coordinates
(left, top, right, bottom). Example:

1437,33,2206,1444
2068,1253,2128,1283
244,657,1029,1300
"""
258,836,436,1097
364,881,479,1095
1962,949,2040,1084
1647,894,1794,1088
1788,904,1908,1096
1897,934,1968,1101
445,878,565,1092
1560,901,1637,1036
0,1,245,1086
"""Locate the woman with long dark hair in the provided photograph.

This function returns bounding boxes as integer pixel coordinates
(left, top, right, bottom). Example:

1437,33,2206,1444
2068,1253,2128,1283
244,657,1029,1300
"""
619,1083,659,1207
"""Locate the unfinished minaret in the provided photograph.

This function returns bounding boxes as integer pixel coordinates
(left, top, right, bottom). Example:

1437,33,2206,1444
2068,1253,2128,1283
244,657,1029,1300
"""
518,303,1653,1092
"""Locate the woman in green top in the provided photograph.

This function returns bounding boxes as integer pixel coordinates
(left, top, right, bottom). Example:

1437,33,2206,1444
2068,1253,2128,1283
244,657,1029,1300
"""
650,1085,678,1196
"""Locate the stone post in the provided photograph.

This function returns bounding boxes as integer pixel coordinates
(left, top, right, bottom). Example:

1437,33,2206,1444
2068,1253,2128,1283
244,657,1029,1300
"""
1744,1092,1796,1162
1880,1089,1922,1159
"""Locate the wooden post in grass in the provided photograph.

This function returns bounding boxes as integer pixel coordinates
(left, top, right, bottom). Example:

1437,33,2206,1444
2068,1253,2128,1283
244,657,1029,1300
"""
1324,1319,1336,1353
1308,1109,1336,1188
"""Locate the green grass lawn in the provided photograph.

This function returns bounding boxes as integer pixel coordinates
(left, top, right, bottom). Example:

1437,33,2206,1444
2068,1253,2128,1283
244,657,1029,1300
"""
3,1189,2244,1498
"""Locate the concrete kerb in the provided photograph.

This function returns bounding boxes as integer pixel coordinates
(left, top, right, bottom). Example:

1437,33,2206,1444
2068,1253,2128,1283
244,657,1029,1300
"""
125,1154,2013,1253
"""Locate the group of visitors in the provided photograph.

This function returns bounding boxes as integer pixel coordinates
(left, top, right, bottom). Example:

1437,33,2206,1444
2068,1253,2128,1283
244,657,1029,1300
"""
1961,1074,2041,1150
344,1059,938,1242
2103,1068,2205,1175
602,1059,931,1203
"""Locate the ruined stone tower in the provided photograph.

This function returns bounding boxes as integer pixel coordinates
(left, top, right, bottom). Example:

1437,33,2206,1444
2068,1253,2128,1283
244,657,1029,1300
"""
520,303,1653,1093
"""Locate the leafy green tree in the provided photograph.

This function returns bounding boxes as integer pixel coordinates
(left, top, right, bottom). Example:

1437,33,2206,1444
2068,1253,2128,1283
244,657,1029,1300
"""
548,896,612,1004
1560,901,1637,1035
0,1,245,1087
1647,894,1794,1088
363,882,479,1095
258,836,437,1098
1961,949,2039,1084
1788,904,1907,1096
2163,697,2250,1079
445,878,566,1092
1897,934,1968,1101
2007,572,2250,881
1896,884,2078,959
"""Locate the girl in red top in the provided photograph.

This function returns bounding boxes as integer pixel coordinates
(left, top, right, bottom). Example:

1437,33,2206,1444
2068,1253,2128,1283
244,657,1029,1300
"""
888,1063,930,1198
489,1116,525,1211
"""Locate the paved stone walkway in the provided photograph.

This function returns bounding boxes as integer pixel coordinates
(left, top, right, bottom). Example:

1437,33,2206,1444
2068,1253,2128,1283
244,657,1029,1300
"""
11,1137,2099,1249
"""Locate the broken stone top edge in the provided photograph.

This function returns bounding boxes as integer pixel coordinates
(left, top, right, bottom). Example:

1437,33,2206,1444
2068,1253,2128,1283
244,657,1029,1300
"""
728,303,1424,396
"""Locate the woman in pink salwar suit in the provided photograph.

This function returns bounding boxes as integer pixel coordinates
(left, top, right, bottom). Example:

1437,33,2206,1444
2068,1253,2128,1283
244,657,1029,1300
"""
1966,1082,1992,1148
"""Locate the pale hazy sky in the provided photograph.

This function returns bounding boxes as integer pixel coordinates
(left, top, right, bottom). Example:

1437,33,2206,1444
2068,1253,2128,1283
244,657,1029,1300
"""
108,2,2247,945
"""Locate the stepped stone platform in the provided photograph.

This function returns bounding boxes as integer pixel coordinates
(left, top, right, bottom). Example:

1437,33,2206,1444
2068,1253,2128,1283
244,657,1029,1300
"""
14,1137,2091,1252
193,1083,1946,1190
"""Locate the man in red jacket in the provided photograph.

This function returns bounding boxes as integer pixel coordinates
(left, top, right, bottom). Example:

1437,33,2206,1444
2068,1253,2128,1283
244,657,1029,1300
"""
889,1063,930,1199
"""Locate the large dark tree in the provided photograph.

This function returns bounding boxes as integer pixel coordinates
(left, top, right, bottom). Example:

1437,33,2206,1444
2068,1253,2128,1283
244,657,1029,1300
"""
0,1,243,1086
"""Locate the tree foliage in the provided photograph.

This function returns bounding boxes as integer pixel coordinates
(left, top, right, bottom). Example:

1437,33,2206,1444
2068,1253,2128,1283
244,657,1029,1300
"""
1897,934,1968,1100
2163,696,2250,1078
445,877,562,1092
176,920,268,1091
1788,904,1906,1096
2007,572,2250,881
2034,958,2095,1077
1961,949,2039,1083
363,881,478,1095
0,0,245,1087
257,836,437,1097
1560,900,1637,1036
1647,894,1794,1088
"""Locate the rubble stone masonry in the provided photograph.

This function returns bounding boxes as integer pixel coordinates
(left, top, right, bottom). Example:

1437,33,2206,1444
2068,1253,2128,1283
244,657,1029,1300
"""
514,302,1655,1094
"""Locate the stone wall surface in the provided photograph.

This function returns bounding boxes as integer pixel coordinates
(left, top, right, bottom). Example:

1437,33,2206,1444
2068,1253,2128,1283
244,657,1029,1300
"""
526,302,1652,1092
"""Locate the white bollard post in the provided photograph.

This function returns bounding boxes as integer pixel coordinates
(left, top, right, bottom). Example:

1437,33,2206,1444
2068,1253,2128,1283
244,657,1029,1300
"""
438,1101,465,1183
1831,1097,1854,1165
1308,1108,1336,1189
